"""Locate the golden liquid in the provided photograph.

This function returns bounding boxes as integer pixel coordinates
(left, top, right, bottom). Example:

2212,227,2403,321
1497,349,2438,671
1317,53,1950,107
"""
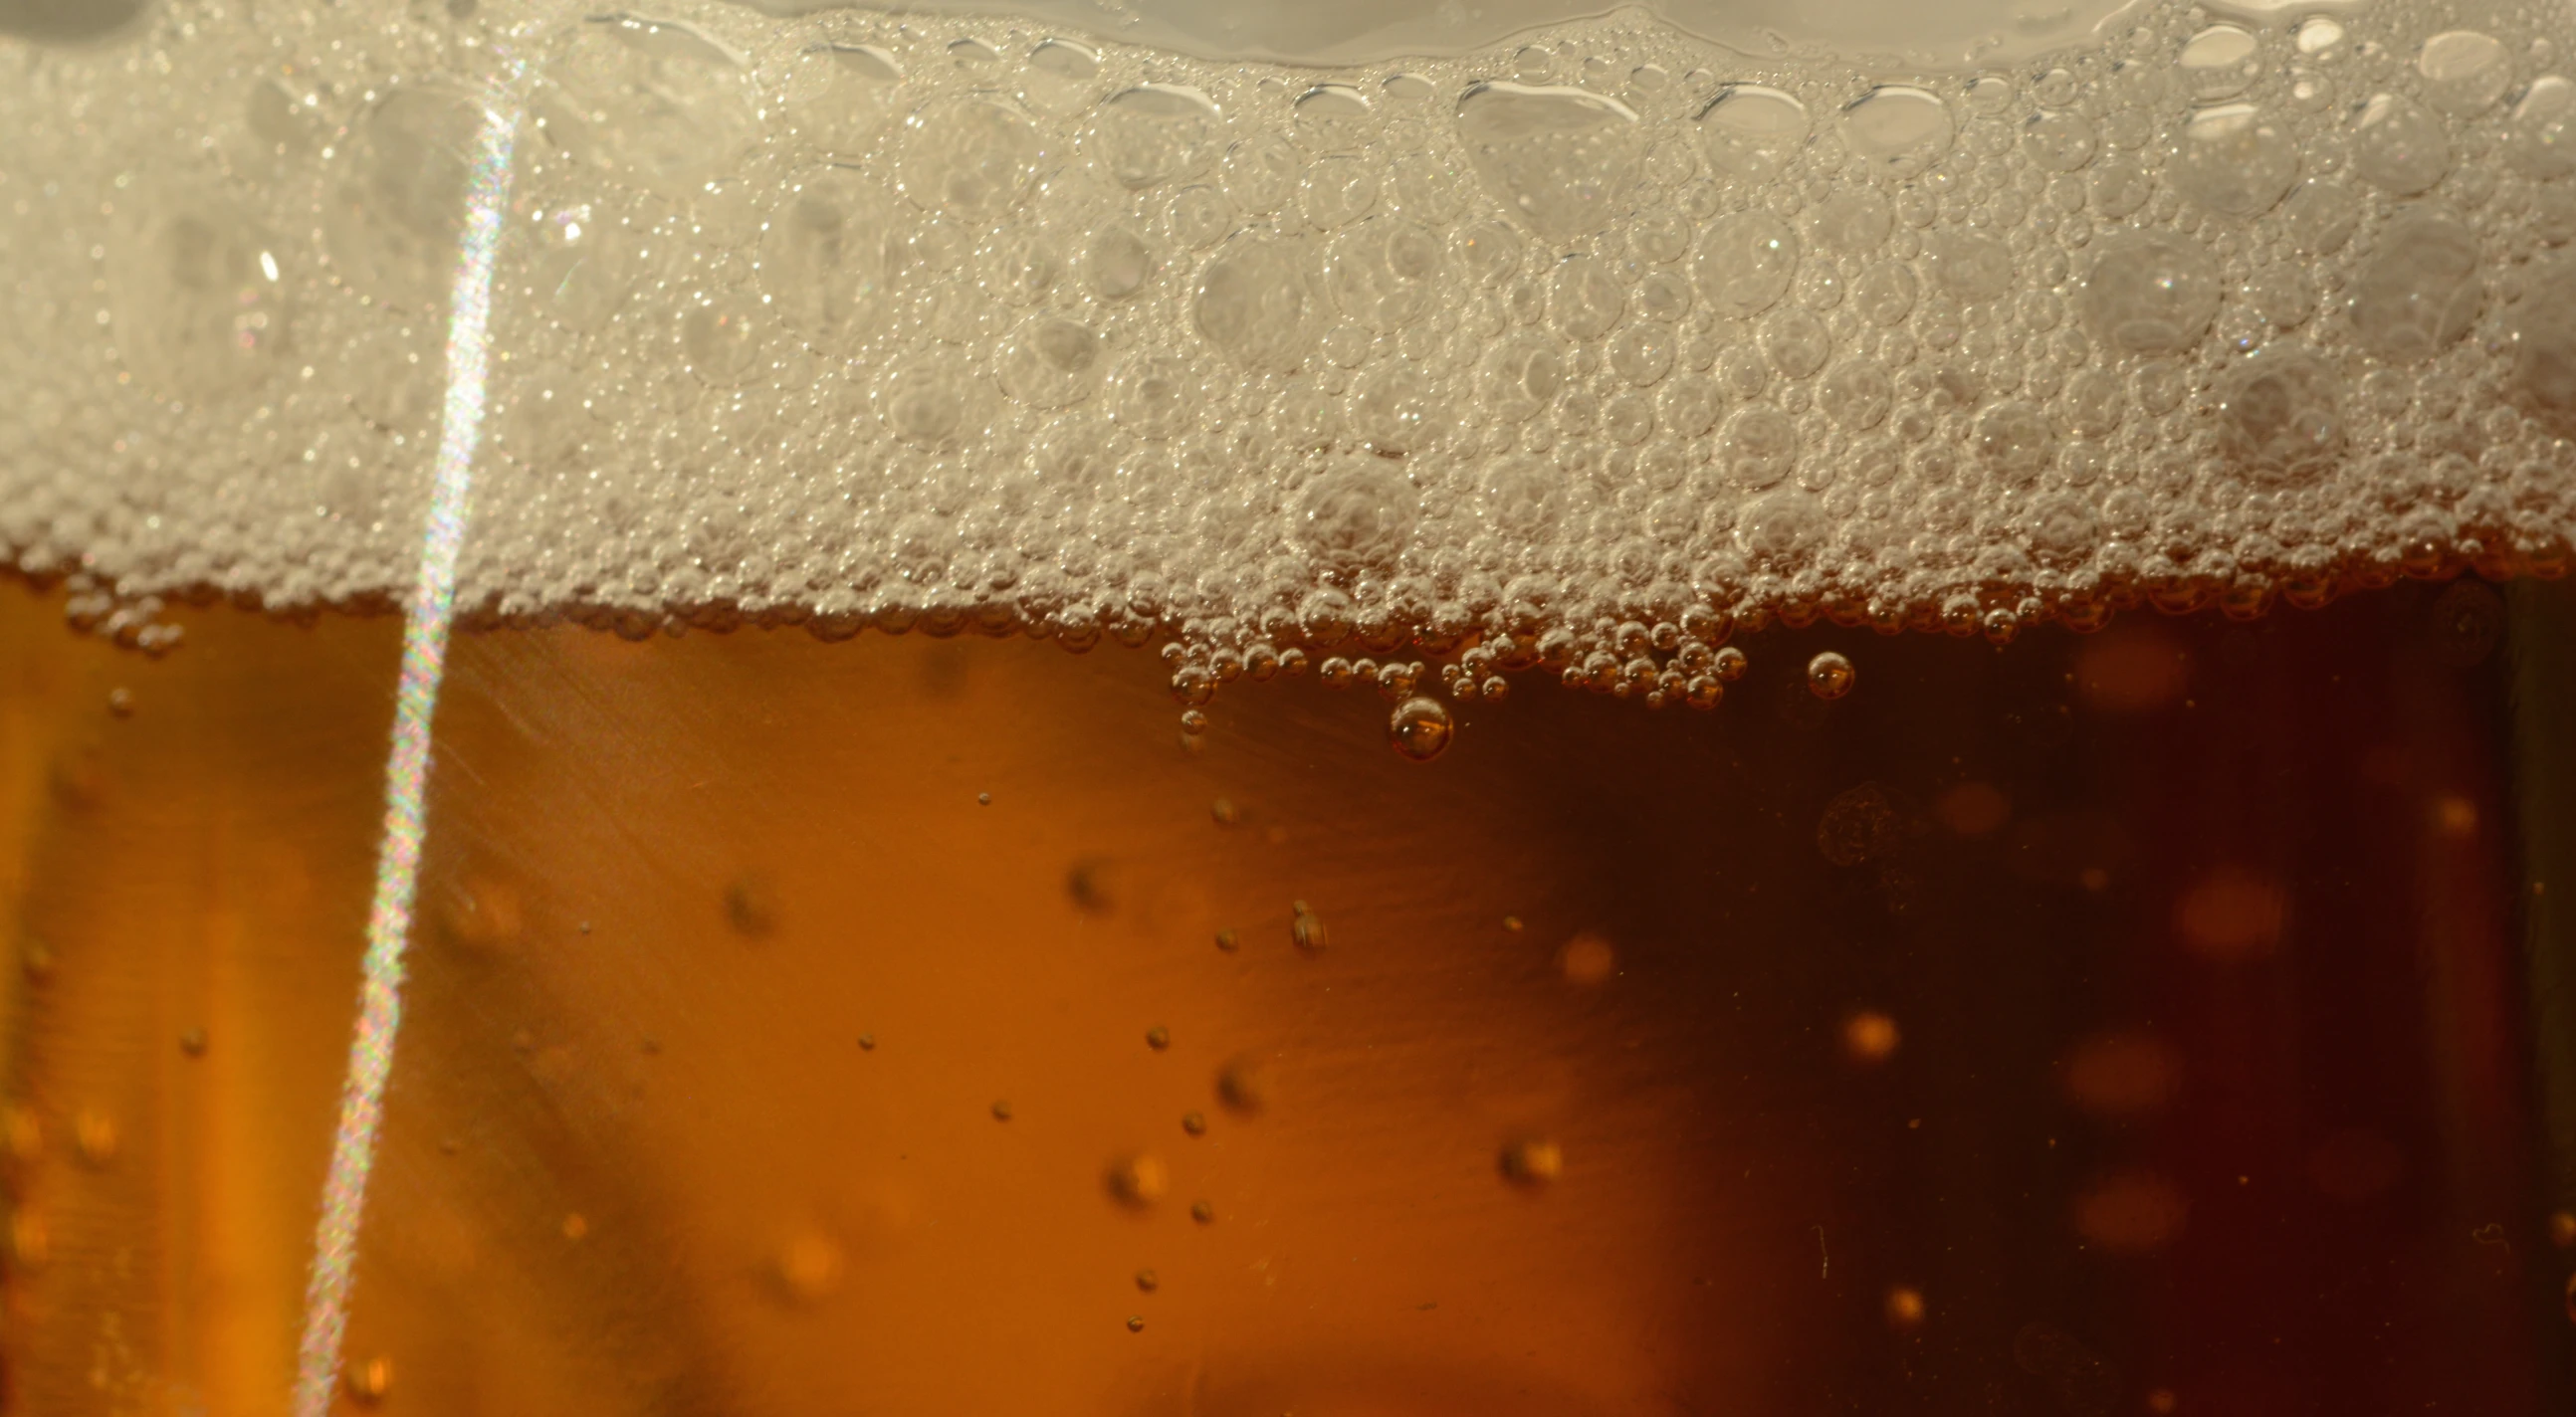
2,577,2573,1414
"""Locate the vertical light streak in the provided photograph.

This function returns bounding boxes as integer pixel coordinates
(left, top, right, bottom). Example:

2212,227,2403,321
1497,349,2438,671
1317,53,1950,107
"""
291,97,517,1417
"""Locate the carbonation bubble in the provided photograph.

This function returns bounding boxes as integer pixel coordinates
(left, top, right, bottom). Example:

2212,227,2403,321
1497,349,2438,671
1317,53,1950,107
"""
1455,82,1643,242
1325,218,1442,330
1222,132,1302,213
1633,268,1692,321
1657,374,1723,436
1090,85,1221,189
1926,232,2013,303
1478,454,1561,528
2508,77,2576,179
2180,25,2259,101
108,196,295,398
2087,156,2152,218
1719,406,1798,489
1551,254,1625,339
1808,189,1891,255
1974,402,2055,485
2417,31,2511,117
1349,361,1443,451
1761,308,1831,378
2080,232,2223,354
2171,103,2298,217
2350,94,2450,195
1698,84,1808,181
2348,212,2481,363
2058,368,2124,437
1734,490,1825,565
1113,353,1195,437
1820,359,1892,428
2023,109,2097,172
1088,225,1156,299
2510,259,2576,435
995,315,1101,407
536,14,758,201
1453,220,1522,287
1838,86,1953,179
2218,346,2344,481
1609,322,1675,384
1389,697,1454,760
1694,210,1799,319
2278,180,2359,255
1479,339,1566,422
1194,237,1318,370
1304,154,1379,227
784,43,903,155
1850,261,1917,325
1296,84,1374,150
1296,465,1416,570
757,166,896,350
1807,651,1854,700
322,83,487,311
898,97,1042,221
875,360,975,447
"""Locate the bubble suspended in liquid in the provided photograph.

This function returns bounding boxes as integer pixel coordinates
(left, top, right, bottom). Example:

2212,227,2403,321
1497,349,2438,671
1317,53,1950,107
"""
2348,211,2482,363
2218,347,2344,482
1105,1151,1171,1206
1499,1137,1564,1183
2080,231,2224,354
1389,696,1455,760
1454,82,1643,242
1807,651,1855,700
2170,103,2299,217
1089,84,1221,190
1807,188,1892,255
2349,94,2451,195
1698,84,1809,182
2417,30,2512,117
1838,86,1953,179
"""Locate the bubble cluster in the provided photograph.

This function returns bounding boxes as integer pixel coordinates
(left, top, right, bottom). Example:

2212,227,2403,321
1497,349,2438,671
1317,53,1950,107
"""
2,0,2573,726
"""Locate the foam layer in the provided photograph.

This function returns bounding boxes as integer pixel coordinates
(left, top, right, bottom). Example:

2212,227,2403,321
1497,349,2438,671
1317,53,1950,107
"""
0,0,2571,709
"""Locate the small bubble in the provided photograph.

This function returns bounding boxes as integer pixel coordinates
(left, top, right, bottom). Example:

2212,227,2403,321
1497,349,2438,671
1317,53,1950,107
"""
1499,1137,1564,1183
178,1027,207,1058
1217,1055,1275,1113
991,1099,1014,1120
1290,901,1329,951
1135,1268,1160,1292
1214,927,1240,952
1181,1110,1207,1135
1127,1315,1147,1332
72,1110,116,1167
1190,1199,1215,1224
1884,1286,1926,1330
977,792,992,806
1145,1025,1171,1051
344,1355,393,1406
1806,651,1854,700
858,1033,876,1051
1712,647,1748,683
1388,697,1455,761
1842,1010,1901,1064
1210,797,1240,825
561,1212,588,1241
2548,1209,2576,1248
725,877,779,938
107,687,133,717
1106,1152,1171,1206
774,1229,847,1304
1558,931,1615,984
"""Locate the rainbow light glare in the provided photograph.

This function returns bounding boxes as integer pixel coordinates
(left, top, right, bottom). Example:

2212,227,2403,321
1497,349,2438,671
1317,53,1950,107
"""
291,95,519,1417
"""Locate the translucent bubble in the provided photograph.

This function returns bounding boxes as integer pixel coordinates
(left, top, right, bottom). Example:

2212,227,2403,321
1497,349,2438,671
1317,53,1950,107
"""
1608,322,1675,384
1389,697,1454,760
1455,82,1643,242
1926,231,2014,303
1478,453,1562,529
2350,94,2451,196
1808,188,1892,255
2023,109,2097,172
1694,210,1800,319
680,290,767,386
1550,253,1625,339
1807,651,1854,700
898,97,1042,221
108,194,296,399
2277,179,2359,256
2171,103,2298,217
2179,25,2259,101
1295,84,1375,150
1838,86,1954,179
783,43,903,154
1761,308,1832,378
1698,84,1808,181
2080,232,2223,354
2417,31,2512,117
535,14,758,201
1090,85,1222,190
1974,402,2055,486
1632,268,1693,322
1735,490,1825,565
995,314,1102,408
2510,258,2576,435
1222,132,1303,213
876,360,976,448
2507,76,2576,179
1113,353,1197,438
1657,373,1724,437
1325,218,1442,331
1499,1137,1563,1183
1194,237,1318,370
2086,156,2152,219
1478,339,1567,423
1719,406,1799,489
1296,465,1416,570
322,83,488,311
757,166,896,351
2219,347,2343,481
1850,261,1918,326
1820,359,1892,429
2348,212,2481,363
1304,154,1380,227
1348,361,1444,452
2058,368,2125,438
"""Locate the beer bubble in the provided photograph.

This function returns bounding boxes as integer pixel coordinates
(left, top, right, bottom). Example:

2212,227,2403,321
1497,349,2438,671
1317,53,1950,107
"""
1388,697,1455,761
1181,1110,1207,1135
1841,1009,1900,1063
2350,94,2452,195
1884,1286,1927,1330
1289,901,1328,952
991,1099,1014,1120
1839,86,1954,178
1455,82,1642,243
2349,212,2482,363
536,14,757,201
1806,651,1854,700
2171,103,2299,217
1135,1268,1159,1292
344,1355,393,1406
1127,1315,1147,1332
2418,31,2512,117
1105,1152,1170,1206
1189,1200,1215,1224
1217,1054,1274,1113
1698,85,1807,182
1145,1025,1171,1050
1695,210,1800,319
1499,1136,1564,1183
774,1229,847,1304
898,96,1041,220
2081,233,2223,355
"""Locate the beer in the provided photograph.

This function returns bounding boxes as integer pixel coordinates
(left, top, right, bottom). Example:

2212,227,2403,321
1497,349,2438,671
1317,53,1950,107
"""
3,0,2575,1410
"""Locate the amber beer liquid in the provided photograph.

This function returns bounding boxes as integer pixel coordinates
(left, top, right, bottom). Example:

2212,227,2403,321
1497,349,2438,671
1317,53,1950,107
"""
6,0,2576,1409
